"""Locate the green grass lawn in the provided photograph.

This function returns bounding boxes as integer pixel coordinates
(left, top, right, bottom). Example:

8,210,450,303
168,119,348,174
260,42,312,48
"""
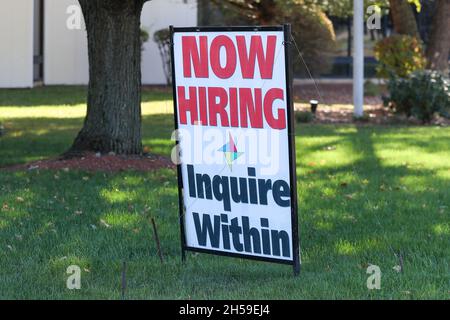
0,87,449,299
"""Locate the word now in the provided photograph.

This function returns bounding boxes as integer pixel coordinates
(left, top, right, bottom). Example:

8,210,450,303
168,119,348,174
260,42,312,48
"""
182,35,277,79
193,212,290,258
187,165,291,212
178,86,286,129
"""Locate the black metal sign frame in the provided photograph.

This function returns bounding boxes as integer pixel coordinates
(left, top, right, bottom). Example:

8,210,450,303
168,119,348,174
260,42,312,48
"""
170,24,301,275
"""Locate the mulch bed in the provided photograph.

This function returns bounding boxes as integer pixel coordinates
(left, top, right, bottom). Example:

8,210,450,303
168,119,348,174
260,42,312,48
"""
294,83,450,125
293,83,383,106
295,103,450,125
4,152,175,173
294,104,392,124
295,83,390,124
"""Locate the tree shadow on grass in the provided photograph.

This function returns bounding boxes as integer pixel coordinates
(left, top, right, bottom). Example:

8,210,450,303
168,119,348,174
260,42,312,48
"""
0,168,183,298
297,125,449,296
0,114,175,167
0,116,449,298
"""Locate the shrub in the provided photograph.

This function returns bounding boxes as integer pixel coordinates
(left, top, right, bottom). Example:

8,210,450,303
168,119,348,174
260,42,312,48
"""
287,6,337,77
364,80,383,97
203,1,337,77
374,35,426,78
140,28,150,51
295,111,314,123
383,70,450,122
153,28,171,85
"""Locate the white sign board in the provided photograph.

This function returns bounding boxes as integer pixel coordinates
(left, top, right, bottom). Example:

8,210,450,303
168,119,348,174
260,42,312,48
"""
171,25,300,271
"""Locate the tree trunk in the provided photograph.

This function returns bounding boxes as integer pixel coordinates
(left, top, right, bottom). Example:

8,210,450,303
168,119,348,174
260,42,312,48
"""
257,0,277,25
389,0,420,38
68,0,145,155
426,0,450,73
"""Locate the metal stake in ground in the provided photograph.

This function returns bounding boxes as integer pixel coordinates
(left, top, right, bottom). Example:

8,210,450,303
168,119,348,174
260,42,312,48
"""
151,217,164,263
121,261,127,300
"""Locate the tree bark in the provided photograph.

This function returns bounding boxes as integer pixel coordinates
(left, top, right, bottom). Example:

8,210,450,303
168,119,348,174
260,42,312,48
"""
426,0,450,73
257,0,277,25
389,0,420,38
68,0,145,155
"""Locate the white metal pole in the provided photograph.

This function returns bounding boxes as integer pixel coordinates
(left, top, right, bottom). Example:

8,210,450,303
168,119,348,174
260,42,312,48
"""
353,0,364,117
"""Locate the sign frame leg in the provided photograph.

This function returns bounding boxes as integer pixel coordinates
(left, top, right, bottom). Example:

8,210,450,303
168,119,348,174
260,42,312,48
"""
283,23,301,277
170,25,187,263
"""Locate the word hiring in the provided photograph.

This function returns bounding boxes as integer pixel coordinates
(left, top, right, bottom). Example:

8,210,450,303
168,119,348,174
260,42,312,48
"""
187,165,291,212
177,86,286,130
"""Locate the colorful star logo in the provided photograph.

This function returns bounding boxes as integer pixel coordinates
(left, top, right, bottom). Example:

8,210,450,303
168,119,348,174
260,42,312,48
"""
218,133,244,170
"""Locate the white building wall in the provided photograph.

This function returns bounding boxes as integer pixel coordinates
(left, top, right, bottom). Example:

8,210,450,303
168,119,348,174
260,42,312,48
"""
141,0,198,85
44,0,89,85
43,0,197,86
0,0,34,88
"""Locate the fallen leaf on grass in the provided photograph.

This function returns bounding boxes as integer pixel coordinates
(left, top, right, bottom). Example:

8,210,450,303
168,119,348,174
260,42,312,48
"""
100,219,111,228
343,214,357,223
16,197,24,202
345,193,356,200
393,265,402,273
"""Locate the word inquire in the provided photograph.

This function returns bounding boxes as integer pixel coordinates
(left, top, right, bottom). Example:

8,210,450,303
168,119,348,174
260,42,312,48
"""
187,165,291,212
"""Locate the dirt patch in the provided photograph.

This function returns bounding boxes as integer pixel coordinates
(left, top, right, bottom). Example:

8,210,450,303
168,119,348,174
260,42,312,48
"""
4,152,175,172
